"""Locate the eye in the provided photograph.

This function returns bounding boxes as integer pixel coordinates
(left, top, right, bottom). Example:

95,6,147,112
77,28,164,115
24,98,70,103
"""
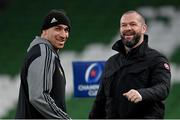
55,27,62,31
64,27,70,33
121,24,127,27
130,23,137,27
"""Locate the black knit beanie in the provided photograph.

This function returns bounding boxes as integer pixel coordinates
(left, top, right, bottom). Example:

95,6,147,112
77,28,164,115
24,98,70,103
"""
41,9,71,31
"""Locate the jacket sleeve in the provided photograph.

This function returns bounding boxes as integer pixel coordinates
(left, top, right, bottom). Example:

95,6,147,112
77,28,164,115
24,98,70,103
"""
27,44,70,119
138,56,171,102
89,72,106,119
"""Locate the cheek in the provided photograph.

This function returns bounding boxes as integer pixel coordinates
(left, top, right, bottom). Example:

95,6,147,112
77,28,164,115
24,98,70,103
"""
134,28,142,33
120,28,124,34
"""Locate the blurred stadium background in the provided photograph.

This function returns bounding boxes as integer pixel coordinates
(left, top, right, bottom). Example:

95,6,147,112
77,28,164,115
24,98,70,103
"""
0,0,180,119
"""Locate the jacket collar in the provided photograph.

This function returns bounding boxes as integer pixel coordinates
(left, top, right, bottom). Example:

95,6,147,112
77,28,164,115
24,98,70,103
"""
28,36,60,58
112,34,149,59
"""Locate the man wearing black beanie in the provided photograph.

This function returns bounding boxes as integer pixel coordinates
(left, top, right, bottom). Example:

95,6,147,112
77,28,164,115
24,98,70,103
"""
16,9,71,119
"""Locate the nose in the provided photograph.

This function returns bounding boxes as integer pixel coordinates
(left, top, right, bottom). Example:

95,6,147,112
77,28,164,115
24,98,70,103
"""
59,29,67,39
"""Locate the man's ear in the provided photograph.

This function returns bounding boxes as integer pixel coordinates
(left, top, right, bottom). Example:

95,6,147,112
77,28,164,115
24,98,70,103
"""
41,30,47,38
142,24,147,33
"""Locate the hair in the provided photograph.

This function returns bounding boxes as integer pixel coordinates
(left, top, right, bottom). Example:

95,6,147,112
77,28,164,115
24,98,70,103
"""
121,10,146,24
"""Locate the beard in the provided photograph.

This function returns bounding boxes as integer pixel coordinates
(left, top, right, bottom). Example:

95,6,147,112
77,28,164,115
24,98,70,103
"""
121,30,141,48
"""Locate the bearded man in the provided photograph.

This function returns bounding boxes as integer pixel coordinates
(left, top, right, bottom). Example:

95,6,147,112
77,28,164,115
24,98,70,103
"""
89,10,171,119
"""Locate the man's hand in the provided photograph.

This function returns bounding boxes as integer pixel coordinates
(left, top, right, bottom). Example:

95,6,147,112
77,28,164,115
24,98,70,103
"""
123,89,142,103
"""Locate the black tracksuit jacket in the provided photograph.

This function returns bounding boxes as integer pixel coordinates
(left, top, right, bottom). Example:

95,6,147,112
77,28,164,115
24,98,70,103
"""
15,37,70,119
89,35,171,119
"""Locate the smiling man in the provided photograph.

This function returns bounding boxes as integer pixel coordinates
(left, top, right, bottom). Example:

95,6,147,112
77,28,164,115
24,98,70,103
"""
120,11,146,50
89,10,171,119
16,9,71,119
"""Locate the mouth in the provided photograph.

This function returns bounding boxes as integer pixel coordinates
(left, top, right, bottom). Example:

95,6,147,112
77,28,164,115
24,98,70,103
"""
56,38,65,43
122,31,135,41
58,41,65,45
123,35,134,41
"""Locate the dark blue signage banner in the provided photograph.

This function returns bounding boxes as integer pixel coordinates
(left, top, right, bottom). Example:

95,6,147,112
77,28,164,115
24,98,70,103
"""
72,61,105,97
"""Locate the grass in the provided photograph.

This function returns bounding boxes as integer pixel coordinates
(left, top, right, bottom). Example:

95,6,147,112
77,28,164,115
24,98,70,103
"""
2,83,180,119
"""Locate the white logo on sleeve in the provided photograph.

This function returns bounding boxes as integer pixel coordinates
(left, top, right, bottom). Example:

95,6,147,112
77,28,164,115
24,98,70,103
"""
164,63,170,71
51,18,58,23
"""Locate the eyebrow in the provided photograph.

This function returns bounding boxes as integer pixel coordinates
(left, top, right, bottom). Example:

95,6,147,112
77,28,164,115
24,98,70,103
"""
56,25,68,29
55,25,69,32
121,21,137,24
